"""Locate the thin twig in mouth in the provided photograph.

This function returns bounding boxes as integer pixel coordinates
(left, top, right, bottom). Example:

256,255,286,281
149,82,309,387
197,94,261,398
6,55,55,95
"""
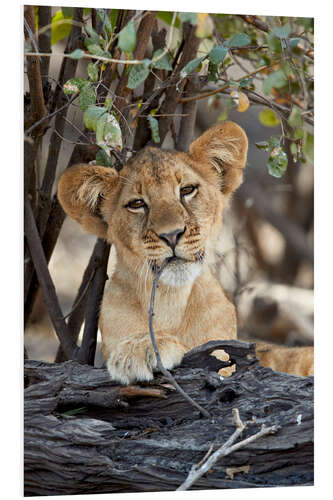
148,258,211,419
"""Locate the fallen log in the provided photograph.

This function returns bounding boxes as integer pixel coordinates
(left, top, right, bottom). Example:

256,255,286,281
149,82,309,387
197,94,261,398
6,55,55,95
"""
24,340,313,496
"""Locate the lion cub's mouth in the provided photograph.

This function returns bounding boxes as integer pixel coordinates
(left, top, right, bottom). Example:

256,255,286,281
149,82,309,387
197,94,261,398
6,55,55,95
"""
149,252,204,287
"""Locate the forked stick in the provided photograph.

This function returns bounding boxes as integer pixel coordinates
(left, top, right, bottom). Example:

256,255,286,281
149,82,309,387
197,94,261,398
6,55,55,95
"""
148,259,211,419
177,408,280,490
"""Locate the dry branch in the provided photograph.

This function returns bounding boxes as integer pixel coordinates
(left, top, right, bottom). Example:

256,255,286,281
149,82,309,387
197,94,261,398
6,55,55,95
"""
177,408,279,490
24,196,78,359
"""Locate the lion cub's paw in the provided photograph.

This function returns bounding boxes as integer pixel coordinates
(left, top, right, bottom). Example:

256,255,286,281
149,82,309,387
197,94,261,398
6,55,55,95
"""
106,336,186,385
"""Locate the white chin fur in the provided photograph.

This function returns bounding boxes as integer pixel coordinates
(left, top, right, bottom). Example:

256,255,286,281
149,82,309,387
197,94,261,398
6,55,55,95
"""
160,260,202,287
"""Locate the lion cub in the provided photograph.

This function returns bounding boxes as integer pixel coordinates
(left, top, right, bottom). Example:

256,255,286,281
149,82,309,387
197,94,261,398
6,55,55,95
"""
58,121,312,383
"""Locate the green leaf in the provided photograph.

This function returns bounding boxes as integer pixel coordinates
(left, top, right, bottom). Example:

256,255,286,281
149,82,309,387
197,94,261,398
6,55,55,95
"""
259,109,280,127
180,56,206,79
63,77,87,95
97,9,112,36
267,33,282,54
85,26,100,45
96,149,114,167
152,49,173,71
86,43,105,57
118,20,136,53
255,141,270,152
208,45,228,65
303,132,314,164
272,23,291,39
96,113,122,155
51,10,72,45
127,64,150,89
178,12,198,24
267,147,288,177
69,49,85,60
79,82,96,111
267,136,281,150
83,105,107,131
262,69,287,95
288,106,303,129
207,61,219,83
147,115,160,144
227,33,251,48
87,63,99,82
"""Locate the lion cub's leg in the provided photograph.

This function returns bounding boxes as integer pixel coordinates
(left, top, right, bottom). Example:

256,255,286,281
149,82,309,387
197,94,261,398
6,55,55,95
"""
102,332,186,385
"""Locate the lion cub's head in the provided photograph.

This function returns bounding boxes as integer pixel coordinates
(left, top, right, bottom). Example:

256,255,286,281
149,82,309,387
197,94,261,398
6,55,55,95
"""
58,121,248,287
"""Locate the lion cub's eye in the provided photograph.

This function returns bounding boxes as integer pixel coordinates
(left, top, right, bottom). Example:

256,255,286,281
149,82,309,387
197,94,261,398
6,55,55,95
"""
180,185,197,197
126,199,146,211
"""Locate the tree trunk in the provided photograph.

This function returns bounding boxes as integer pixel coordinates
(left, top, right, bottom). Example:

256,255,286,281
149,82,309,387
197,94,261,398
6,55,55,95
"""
24,340,313,496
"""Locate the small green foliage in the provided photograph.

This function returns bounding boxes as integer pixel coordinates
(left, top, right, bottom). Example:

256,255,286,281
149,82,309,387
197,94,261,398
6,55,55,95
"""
63,78,87,95
147,115,160,143
180,56,206,79
263,69,287,95
69,49,85,60
268,147,288,177
259,109,280,127
226,33,251,48
272,23,291,39
96,149,114,167
152,50,173,71
208,45,228,65
78,82,96,111
51,10,72,45
87,63,99,82
288,106,303,129
95,113,122,156
127,64,150,89
97,9,113,36
256,136,288,177
83,105,107,131
118,20,136,53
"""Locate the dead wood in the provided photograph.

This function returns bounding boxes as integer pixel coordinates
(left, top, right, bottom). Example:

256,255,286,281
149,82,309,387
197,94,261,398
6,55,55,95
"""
24,340,313,496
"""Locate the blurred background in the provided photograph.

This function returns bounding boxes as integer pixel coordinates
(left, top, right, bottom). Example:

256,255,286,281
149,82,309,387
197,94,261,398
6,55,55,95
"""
24,7,314,364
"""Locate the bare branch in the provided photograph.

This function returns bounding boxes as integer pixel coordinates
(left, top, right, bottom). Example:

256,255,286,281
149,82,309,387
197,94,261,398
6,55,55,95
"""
177,408,280,490
24,196,78,359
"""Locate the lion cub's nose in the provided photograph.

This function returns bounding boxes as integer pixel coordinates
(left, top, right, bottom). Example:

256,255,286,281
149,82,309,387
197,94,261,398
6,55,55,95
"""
159,228,186,250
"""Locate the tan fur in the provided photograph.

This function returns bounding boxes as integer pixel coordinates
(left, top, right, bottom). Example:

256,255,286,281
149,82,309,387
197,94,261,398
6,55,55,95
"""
58,121,312,383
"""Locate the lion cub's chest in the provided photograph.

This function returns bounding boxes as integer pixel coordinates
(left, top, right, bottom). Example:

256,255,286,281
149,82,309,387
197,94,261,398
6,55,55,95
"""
147,283,193,333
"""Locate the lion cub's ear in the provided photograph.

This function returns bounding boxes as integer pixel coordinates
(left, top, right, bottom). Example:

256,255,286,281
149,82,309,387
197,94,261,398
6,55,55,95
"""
57,164,119,239
189,121,248,196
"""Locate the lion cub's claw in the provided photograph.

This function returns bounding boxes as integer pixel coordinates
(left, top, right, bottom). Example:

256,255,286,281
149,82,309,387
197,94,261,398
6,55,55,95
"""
106,337,185,385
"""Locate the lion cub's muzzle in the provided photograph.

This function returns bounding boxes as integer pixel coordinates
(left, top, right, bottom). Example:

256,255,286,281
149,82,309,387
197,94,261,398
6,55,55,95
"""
158,227,186,252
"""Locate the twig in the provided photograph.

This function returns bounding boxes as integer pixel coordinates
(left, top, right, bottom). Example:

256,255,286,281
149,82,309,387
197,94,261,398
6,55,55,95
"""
76,240,111,366
61,269,96,320
148,259,211,419
24,196,79,360
178,64,271,104
177,408,280,490
24,95,77,136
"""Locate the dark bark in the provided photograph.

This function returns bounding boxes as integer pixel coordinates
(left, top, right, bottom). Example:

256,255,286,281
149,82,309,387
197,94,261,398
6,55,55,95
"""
24,196,78,359
38,6,51,84
157,22,200,146
24,340,313,495
176,75,199,152
76,240,111,365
